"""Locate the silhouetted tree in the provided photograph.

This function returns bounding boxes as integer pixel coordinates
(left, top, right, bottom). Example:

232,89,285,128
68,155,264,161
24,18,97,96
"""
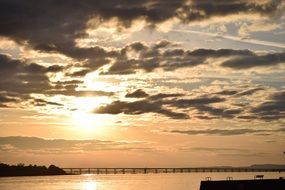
0,163,66,177
47,165,66,175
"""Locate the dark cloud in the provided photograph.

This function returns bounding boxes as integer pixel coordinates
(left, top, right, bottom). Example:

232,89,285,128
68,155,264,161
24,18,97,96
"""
210,89,285,122
169,127,285,136
0,0,282,65
109,85,281,121
195,106,243,119
0,136,153,154
101,45,284,75
96,87,285,121
0,54,55,95
169,96,225,108
49,80,114,97
47,88,114,97
235,87,264,96
148,93,184,100
126,89,149,98
125,89,184,100
177,0,282,22
0,54,113,107
0,0,184,66
0,94,17,103
221,52,285,69
0,94,18,107
95,91,226,119
250,90,285,120
215,90,238,96
95,99,189,120
214,87,263,97
68,69,91,77
32,99,63,107
0,54,113,98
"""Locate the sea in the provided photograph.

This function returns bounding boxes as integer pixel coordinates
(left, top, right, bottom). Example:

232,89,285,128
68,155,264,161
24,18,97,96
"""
0,172,283,190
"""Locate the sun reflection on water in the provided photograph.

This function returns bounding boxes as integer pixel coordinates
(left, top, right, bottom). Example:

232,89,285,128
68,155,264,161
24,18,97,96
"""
83,181,97,190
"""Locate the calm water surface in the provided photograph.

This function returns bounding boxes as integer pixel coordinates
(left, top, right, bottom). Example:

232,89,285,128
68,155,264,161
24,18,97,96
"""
0,172,283,190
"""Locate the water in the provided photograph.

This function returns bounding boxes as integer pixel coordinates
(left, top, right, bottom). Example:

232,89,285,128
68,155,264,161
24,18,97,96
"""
0,172,283,190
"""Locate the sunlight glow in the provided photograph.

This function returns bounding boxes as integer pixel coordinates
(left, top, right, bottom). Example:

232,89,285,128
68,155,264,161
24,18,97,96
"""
71,111,112,132
73,97,110,112
83,181,97,190
84,73,123,92
69,97,113,132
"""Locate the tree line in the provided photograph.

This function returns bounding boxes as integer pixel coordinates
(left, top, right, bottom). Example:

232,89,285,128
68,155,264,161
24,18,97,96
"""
0,163,66,177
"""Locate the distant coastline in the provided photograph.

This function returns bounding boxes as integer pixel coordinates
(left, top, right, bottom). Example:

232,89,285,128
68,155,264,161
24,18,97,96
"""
1,163,284,177
0,163,66,177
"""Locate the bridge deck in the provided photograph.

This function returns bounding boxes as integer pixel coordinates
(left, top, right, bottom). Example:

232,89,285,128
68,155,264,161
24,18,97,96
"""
61,167,285,175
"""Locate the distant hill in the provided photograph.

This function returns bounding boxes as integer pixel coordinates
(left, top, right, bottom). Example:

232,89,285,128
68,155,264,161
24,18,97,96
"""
0,163,66,177
249,164,285,169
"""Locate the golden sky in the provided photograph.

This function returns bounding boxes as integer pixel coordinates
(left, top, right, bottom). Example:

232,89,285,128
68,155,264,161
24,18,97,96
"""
0,0,285,167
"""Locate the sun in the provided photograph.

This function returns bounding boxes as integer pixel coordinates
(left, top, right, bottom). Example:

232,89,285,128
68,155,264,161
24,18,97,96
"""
72,111,97,131
70,97,113,132
73,96,110,112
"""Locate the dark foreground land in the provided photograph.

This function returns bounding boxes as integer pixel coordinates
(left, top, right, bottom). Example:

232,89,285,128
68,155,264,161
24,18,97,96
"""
0,163,66,177
200,178,285,190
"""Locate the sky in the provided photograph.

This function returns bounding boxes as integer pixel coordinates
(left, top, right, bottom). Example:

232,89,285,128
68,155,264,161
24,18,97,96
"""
0,0,285,168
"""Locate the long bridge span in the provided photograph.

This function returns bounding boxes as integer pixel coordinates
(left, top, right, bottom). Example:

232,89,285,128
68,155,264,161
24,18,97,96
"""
62,167,285,175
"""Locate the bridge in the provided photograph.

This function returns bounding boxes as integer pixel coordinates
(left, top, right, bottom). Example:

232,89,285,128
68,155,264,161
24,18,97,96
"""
62,167,285,175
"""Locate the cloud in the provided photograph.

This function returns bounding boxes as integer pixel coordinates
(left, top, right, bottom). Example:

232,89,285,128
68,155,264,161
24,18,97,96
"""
0,94,17,103
100,42,261,75
179,146,269,157
0,54,57,95
169,96,225,108
31,99,63,107
221,52,285,69
95,87,285,121
95,90,226,119
238,21,281,38
0,94,18,107
0,136,154,154
250,90,285,120
0,54,113,98
99,41,285,75
125,89,149,98
95,99,190,120
149,93,184,100
125,89,183,100
172,29,285,49
215,90,239,96
234,87,264,96
0,0,283,63
0,54,114,108
194,106,243,119
47,88,114,97
169,127,285,136
1,39,278,80
176,0,283,22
